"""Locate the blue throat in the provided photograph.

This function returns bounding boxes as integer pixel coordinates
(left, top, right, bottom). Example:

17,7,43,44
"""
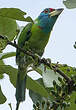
36,13,58,33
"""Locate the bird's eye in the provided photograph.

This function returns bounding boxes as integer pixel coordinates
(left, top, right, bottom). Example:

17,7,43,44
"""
44,10,48,13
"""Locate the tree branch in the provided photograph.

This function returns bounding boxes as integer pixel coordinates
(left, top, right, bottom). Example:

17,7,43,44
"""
0,35,73,84
40,58,73,83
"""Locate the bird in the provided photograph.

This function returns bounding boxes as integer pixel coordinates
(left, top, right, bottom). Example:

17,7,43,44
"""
15,8,63,109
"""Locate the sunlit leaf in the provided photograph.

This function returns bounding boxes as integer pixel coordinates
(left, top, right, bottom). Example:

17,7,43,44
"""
0,8,33,22
0,16,17,41
0,16,17,51
38,64,61,87
37,63,76,87
0,8,33,51
63,0,76,9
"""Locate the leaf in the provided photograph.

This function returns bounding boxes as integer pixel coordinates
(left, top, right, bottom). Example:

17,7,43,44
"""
0,8,33,22
58,64,76,77
0,64,48,98
38,64,61,87
33,63,76,87
0,59,4,65
0,8,33,51
0,38,7,53
0,64,17,86
0,73,4,79
42,69,61,87
29,89,43,105
0,52,16,60
23,16,34,23
42,63,76,87
0,16,17,41
8,103,12,110
0,60,4,79
32,66,43,75
29,78,46,103
27,76,49,98
63,0,76,9
65,92,76,110
0,86,6,104
29,78,55,110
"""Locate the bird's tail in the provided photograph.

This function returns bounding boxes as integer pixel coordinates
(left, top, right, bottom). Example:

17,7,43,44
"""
15,67,27,110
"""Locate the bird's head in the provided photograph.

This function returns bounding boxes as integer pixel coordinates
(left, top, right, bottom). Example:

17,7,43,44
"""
40,8,64,17
36,8,64,33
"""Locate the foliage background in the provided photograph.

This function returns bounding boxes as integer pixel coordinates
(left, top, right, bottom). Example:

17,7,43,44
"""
0,0,76,110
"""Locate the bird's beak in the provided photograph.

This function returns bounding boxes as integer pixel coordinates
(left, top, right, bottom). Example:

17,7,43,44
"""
50,8,64,17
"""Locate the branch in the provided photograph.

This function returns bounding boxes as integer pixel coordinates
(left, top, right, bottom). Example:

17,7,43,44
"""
40,58,73,83
0,35,74,84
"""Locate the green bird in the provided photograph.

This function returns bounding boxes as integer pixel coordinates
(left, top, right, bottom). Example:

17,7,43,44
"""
16,8,63,109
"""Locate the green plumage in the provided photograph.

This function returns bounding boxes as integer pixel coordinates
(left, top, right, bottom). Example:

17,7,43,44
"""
16,21,51,101
16,23,33,103
15,8,63,110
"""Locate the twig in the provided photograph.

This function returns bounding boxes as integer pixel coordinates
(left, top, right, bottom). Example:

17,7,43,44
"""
40,58,73,83
0,35,35,58
0,35,73,84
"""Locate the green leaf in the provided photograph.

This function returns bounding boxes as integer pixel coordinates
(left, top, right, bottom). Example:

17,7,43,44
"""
0,60,4,79
8,103,12,110
29,78,47,104
23,16,34,23
65,92,76,110
0,38,7,53
32,63,76,88
0,63,48,98
0,64,17,86
0,59,4,65
63,0,76,9
27,76,49,98
0,73,4,79
0,8,33,22
29,79,55,110
0,52,16,60
0,86,6,104
0,16,17,41
58,64,76,77
32,66,43,75
0,8,33,51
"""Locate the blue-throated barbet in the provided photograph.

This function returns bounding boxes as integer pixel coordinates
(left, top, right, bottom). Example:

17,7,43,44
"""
16,8,63,109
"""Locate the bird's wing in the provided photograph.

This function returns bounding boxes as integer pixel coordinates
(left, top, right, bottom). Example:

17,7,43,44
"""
16,23,33,63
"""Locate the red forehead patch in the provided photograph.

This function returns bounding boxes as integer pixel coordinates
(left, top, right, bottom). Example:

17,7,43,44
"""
49,8,54,12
